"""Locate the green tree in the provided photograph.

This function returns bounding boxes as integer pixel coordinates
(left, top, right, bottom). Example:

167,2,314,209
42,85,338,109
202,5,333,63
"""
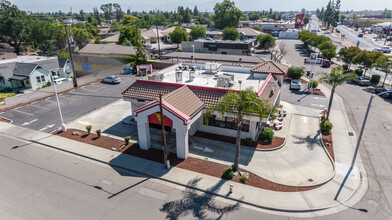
287,67,306,79
212,0,243,29
205,88,276,172
309,35,330,48
248,12,260,21
169,27,188,47
27,19,55,52
258,34,276,50
353,50,383,75
113,3,123,22
134,41,148,66
57,50,69,59
0,1,29,54
182,7,192,23
338,46,361,69
190,25,206,40
154,13,167,26
319,67,356,120
318,41,337,60
100,3,113,21
303,15,310,25
119,25,141,46
120,14,138,25
71,27,93,48
372,55,392,87
222,27,240,40
51,22,67,50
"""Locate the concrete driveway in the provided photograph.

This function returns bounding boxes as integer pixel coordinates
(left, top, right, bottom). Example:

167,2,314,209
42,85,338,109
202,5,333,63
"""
190,103,334,187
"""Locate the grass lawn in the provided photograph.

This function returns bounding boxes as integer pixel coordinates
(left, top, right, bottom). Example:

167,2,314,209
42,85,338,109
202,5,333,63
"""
0,93,16,106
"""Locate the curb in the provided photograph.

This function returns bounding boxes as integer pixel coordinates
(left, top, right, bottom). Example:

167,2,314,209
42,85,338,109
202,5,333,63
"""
0,79,101,113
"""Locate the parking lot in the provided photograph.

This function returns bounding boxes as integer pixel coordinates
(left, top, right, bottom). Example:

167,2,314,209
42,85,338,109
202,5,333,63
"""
0,75,135,133
280,81,327,111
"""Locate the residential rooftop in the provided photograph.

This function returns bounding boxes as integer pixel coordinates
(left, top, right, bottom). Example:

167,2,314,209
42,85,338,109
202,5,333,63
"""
0,55,58,65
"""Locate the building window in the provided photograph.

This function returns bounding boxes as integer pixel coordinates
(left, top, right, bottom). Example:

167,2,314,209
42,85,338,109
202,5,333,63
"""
0,77,4,84
203,114,250,132
36,75,46,84
36,76,41,83
41,75,45,83
25,80,29,85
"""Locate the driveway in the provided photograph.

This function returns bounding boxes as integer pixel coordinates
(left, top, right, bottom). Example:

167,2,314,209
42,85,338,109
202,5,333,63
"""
190,103,334,187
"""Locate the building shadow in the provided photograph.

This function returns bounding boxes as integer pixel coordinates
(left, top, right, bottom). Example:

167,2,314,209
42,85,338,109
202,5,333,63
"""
160,177,240,220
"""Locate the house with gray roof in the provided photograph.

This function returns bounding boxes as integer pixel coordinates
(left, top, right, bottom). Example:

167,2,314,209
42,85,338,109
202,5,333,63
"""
0,57,73,90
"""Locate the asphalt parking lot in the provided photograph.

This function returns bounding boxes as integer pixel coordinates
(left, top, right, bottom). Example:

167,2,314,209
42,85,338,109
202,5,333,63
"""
0,75,135,133
280,81,327,111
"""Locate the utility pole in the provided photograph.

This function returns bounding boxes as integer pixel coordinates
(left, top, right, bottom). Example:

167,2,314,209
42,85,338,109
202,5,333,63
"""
159,93,169,169
156,23,162,60
64,24,78,87
384,23,391,45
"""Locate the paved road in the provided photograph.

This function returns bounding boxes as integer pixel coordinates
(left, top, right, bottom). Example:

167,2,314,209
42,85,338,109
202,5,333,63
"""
0,75,135,133
281,38,392,219
280,81,327,110
334,25,378,51
0,132,290,220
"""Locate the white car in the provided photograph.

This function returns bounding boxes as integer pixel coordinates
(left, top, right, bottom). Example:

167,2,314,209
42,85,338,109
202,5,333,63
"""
290,80,302,90
102,75,121,84
53,78,70,85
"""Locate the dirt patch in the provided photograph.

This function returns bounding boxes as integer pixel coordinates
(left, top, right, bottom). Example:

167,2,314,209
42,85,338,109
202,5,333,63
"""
253,137,285,150
0,117,11,123
322,131,334,161
57,129,322,192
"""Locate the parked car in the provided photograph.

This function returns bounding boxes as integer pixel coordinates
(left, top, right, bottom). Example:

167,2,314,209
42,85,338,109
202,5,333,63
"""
372,48,383,52
53,78,70,85
375,87,392,98
381,46,391,53
290,79,302,90
271,31,279,37
358,33,363,37
353,76,370,86
321,59,331,68
163,40,173,44
102,75,121,84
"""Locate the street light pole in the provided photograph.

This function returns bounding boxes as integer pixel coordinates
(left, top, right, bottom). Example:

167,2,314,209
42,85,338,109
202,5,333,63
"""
192,45,195,63
350,91,390,168
52,76,66,132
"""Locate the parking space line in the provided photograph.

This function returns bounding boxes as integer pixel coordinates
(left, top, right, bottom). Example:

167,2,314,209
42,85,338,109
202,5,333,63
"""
81,87,98,92
30,104,50,110
13,109,34,116
45,98,55,103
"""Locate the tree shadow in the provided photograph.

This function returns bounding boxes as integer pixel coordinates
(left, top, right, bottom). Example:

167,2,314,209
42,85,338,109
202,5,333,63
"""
291,131,321,150
160,178,241,220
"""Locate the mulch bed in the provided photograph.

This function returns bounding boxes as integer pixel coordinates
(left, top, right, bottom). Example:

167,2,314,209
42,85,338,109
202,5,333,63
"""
322,131,335,162
312,89,325,96
253,137,285,150
0,117,11,123
56,129,322,192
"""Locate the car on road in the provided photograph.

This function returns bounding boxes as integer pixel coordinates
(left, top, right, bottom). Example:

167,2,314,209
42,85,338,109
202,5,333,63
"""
358,33,363,37
375,87,392,98
53,78,71,85
271,31,279,37
102,75,121,84
321,59,331,68
163,40,173,45
353,76,370,86
290,79,302,90
324,31,330,34
372,46,391,53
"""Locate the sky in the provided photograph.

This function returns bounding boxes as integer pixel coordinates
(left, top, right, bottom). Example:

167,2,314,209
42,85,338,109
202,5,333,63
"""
10,0,392,13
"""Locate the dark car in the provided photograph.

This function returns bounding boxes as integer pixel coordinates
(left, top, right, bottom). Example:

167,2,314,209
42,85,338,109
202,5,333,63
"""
321,59,331,68
375,87,392,98
358,33,363,37
163,40,173,44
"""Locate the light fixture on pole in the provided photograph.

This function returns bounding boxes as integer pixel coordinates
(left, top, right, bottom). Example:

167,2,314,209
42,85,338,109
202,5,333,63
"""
52,76,66,132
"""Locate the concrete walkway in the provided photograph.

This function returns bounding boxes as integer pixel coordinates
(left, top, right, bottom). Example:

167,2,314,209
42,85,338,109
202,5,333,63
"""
190,102,335,187
0,84,367,217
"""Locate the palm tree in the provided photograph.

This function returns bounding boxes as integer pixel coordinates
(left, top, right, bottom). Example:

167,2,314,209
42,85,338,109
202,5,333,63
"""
205,87,276,172
320,67,356,120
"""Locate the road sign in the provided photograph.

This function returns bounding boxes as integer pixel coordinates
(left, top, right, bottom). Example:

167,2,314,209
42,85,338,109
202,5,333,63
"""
357,41,360,46
304,57,324,65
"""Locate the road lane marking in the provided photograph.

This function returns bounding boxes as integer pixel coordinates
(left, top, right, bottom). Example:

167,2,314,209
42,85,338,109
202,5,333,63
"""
22,119,39,126
39,124,55,131
45,98,54,102
13,109,33,116
30,104,50,110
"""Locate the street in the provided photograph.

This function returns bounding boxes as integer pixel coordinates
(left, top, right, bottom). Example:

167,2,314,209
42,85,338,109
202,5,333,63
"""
0,75,135,133
280,38,392,219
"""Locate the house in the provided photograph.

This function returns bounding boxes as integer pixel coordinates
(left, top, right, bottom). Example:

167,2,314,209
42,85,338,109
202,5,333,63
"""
236,28,262,40
142,27,192,45
206,28,223,40
122,61,288,159
182,39,256,56
0,56,73,90
239,20,293,33
101,33,120,43
78,44,136,57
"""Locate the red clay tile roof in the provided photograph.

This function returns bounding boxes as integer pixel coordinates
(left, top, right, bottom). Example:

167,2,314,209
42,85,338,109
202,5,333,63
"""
122,80,181,100
163,86,204,117
259,75,281,105
188,86,228,107
251,61,289,75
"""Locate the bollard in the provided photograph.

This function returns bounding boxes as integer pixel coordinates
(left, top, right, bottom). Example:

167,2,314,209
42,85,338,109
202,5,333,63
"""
229,184,233,193
166,160,171,169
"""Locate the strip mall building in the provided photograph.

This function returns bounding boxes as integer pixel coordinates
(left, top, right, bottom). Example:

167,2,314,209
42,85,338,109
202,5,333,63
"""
122,61,288,159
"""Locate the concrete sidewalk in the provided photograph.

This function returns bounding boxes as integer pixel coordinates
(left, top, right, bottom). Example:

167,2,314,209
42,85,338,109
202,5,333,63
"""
0,88,367,217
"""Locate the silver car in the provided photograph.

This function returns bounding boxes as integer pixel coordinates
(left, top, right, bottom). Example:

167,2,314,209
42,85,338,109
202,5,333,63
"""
102,75,121,84
353,77,370,86
290,79,302,90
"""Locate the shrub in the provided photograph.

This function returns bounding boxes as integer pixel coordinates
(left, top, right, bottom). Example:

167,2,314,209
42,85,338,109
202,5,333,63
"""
355,69,364,76
96,129,101,138
310,80,319,88
85,125,92,134
177,47,182,52
41,81,51,88
342,64,349,70
222,166,234,180
371,74,381,84
240,174,249,183
287,67,305,79
245,138,253,146
260,127,274,142
320,120,333,133
0,88,12,93
124,136,131,145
